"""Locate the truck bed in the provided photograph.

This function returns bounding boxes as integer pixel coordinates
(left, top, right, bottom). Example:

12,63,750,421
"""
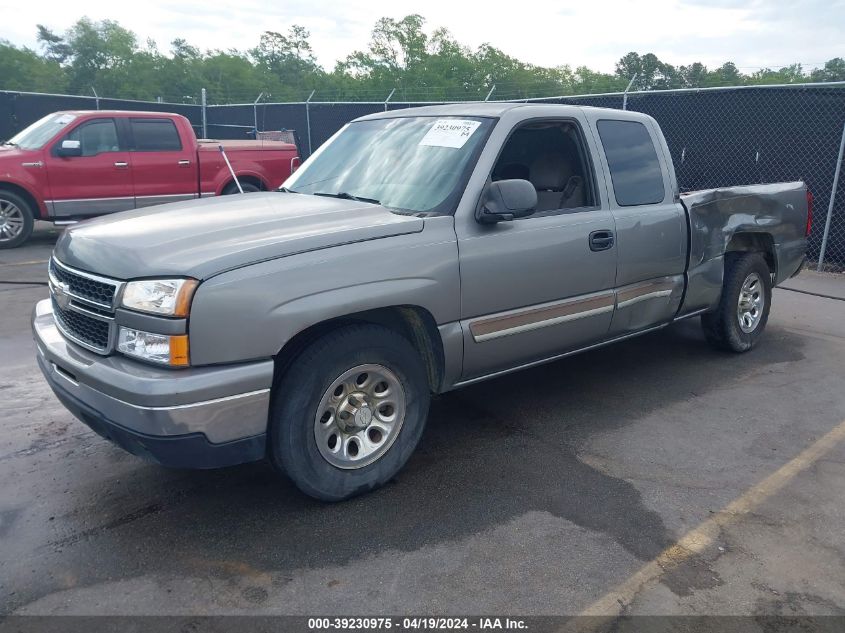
197,139,297,152
680,181,809,316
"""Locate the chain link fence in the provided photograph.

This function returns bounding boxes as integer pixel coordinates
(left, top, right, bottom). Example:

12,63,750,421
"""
2,84,844,269
556,84,845,271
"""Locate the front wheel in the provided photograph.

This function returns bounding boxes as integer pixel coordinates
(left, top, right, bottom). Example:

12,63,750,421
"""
0,190,35,249
701,252,772,352
268,324,430,501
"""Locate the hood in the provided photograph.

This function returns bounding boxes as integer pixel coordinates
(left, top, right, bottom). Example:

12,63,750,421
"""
0,145,35,161
53,192,425,280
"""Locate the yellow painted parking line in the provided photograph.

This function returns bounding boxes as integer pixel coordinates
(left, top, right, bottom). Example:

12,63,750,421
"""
567,417,845,625
0,259,48,267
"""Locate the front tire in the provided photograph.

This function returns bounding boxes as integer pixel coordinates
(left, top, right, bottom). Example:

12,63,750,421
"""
0,190,34,249
269,324,430,501
701,252,772,352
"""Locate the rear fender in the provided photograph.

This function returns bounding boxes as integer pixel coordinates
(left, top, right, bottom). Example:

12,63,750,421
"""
213,168,268,195
679,182,807,314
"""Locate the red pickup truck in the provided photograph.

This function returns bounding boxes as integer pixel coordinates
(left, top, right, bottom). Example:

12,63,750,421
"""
0,110,300,248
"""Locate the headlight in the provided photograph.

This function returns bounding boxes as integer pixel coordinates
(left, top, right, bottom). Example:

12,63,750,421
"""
121,279,198,317
117,327,189,366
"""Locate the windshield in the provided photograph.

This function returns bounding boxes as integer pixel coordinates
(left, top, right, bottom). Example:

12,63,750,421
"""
5,113,78,150
283,116,494,214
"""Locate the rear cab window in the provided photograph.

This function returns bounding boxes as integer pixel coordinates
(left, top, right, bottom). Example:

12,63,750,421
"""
597,119,665,206
129,118,182,151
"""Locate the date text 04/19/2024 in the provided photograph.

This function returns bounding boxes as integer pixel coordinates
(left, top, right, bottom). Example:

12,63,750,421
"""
307,617,528,630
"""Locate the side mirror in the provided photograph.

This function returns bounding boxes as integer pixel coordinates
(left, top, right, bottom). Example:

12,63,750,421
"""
477,179,537,224
56,139,82,157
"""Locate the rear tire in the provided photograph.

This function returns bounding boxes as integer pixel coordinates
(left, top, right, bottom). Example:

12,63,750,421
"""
222,181,261,194
268,324,430,501
701,252,772,352
0,190,34,249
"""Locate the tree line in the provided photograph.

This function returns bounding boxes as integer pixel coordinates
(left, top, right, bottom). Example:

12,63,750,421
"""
1,15,844,104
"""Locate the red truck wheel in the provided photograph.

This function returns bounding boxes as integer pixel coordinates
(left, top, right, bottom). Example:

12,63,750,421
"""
0,190,34,249
222,181,261,195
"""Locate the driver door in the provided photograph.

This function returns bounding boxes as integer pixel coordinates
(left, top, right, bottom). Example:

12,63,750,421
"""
45,117,134,219
456,117,617,380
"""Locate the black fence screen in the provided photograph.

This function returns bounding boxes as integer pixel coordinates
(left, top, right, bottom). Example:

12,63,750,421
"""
0,91,204,141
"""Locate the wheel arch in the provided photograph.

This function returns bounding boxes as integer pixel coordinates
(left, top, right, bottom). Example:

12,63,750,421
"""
725,231,777,277
272,305,446,394
0,181,43,219
218,173,268,195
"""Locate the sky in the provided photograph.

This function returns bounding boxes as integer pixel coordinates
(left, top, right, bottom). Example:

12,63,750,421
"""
1,0,843,73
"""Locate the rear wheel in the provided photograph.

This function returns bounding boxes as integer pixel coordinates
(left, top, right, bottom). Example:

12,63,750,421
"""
0,190,34,249
222,180,261,194
268,324,430,501
701,252,772,352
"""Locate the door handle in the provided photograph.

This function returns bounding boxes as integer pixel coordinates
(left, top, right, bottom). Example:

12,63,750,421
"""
589,230,615,252
178,160,191,167
114,161,129,169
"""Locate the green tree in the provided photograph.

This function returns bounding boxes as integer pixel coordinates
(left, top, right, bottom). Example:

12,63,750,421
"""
37,18,139,95
707,62,742,86
0,41,67,92
678,62,708,88
810,57,845,82
615,52,682,90
1,16,844,103
251,26,323,99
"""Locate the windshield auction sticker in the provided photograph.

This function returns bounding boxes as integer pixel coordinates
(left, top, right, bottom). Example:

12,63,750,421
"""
419,119,482,149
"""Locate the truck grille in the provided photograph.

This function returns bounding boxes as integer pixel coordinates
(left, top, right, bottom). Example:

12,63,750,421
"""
48,258,122,354
49,258,116,307
52,297,112,351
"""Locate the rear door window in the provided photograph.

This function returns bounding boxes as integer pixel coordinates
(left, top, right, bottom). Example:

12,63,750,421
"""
129,118,182,151
597,120,665,206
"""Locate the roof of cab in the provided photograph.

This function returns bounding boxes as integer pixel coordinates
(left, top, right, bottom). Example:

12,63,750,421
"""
357,102,529,120
355,101,645,122
57,110,183,118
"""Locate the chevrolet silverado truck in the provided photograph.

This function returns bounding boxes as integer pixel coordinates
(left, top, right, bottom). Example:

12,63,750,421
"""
32,103,810,501
0,110,300,248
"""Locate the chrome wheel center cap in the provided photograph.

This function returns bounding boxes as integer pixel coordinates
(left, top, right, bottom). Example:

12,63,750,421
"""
337,392,373,432
354,406,373,428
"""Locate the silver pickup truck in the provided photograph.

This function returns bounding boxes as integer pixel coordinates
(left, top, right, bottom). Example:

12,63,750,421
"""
32,103,811,500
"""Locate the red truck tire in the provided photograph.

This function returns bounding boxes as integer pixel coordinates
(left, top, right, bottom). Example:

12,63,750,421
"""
0,189,35,250
222,181,262,195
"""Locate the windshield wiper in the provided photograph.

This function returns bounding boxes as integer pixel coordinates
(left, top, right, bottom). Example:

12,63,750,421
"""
313,191,381,205
278,186,300,193
1,141,17,147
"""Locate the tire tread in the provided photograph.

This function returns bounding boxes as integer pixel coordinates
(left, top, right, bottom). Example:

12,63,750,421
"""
268,323,429,501
701,252,772,352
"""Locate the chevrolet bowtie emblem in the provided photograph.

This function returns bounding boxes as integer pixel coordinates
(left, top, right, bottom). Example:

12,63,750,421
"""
53,281,72,310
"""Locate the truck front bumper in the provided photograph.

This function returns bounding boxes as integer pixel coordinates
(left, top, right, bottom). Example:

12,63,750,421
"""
32,299,274,469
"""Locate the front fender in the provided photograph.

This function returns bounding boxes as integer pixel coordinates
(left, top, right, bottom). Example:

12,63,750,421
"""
0,174,48,218
186,217,461,366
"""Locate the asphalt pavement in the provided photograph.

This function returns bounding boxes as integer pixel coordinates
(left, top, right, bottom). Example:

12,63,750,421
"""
1,226,844,618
